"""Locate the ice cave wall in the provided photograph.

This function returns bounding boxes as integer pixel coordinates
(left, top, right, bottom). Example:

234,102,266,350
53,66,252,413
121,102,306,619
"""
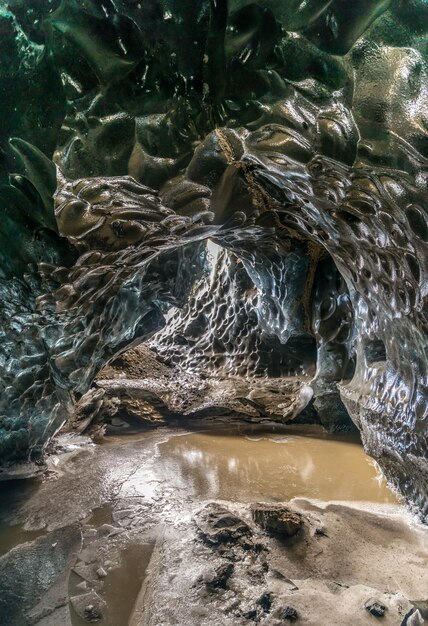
0,0,427,519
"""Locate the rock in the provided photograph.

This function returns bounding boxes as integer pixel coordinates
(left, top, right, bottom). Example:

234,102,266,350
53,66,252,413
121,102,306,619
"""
257,591,274,613
401,608,425,625
365,599,387,617
270,567,299,590
84,529,98,540
76,581,88,591
251,504,304,537
70,590,106,622
73,561,98,583
78,547,97,564
112,509,134,521
96,567,107,578
412,600,428,619
243,607,258,621
281,606,299,621
196,503,252,548
247,561,268,584
84,604,103,622
203,563,234,590
97,523,118,536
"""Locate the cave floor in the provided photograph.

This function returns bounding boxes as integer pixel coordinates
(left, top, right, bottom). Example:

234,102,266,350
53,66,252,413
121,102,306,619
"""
0,424,426,626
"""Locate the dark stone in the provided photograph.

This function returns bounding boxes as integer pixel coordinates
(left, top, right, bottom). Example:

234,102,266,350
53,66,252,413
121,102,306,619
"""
204,563,234,590
281,606,299,622
196,503,253,548
365,599,387,618
70,591,106,623
84,604,103,622
243,608,258,621
251,504,304,537
256,592,274,613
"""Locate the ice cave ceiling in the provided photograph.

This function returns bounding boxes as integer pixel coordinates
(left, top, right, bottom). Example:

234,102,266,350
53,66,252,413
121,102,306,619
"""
0,0,427,519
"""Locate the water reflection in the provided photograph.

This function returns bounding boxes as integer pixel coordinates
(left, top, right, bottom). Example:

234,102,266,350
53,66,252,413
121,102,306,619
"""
156,426,398,503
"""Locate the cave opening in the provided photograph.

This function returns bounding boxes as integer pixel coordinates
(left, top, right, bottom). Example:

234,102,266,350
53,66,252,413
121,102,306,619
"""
93,235,357,434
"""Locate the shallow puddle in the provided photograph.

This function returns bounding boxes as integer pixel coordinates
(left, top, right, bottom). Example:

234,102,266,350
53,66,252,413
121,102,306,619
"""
100,543,154,626
0,478,46,557
70,542,154,626
0,522,46,558
156,425,398,504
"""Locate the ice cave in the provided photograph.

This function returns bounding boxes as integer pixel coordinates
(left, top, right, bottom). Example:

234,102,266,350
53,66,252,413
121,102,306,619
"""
0,1,427,624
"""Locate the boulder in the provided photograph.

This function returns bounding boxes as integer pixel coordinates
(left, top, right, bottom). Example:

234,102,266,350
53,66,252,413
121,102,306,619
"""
251,504,304,537
196,503,253,547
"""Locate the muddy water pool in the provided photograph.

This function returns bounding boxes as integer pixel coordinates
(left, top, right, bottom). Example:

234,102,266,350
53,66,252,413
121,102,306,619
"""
121,424,398,505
